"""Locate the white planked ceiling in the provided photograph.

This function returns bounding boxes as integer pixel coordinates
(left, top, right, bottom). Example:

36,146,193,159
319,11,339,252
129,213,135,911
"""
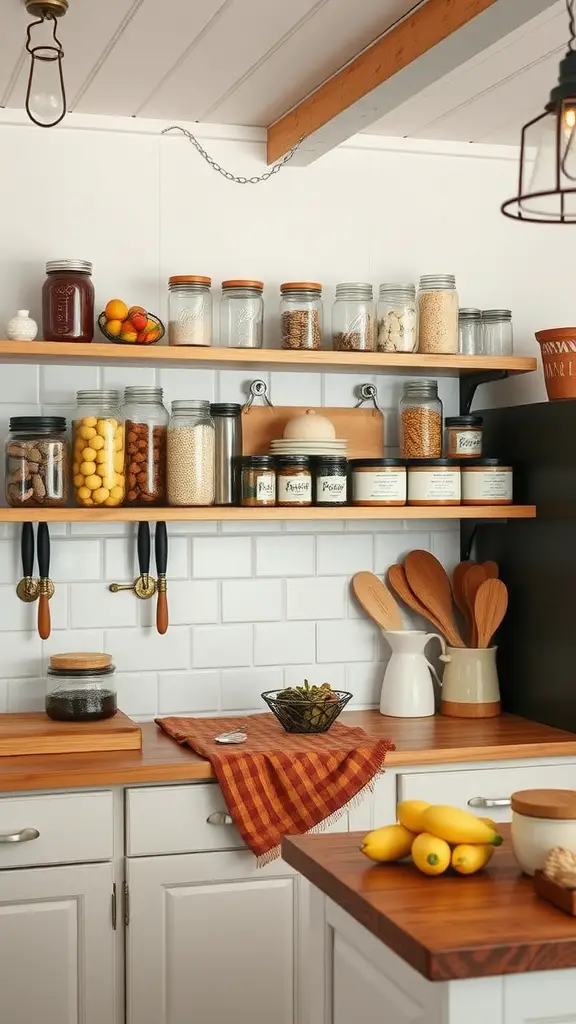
0,0,419,124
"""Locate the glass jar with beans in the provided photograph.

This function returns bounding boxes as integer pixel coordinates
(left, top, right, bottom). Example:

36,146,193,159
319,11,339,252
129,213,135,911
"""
399,379,443,459
122,386,168,505
417,275,458,354
332,283,374,352
167,400,215,506
5,416,69,507
280,282,323,350
73,391,125,508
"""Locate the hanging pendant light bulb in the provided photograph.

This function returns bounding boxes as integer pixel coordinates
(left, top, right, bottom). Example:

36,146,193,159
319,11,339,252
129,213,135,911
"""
502,0,576,223
23,0,68,129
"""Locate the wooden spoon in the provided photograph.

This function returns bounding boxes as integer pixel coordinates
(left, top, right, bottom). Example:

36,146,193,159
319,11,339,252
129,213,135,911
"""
388,564,446,635
474,578,508,648
452,561,474,619
351,572,403,631
404,550,465,648
483,560,499,579
463,564,492,646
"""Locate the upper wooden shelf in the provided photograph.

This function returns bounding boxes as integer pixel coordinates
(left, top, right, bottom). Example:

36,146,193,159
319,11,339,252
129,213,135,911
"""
0,506,536,523
0,341,537,376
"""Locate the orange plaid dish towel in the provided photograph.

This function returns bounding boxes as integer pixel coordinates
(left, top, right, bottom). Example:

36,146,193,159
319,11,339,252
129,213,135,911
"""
156,713,394,862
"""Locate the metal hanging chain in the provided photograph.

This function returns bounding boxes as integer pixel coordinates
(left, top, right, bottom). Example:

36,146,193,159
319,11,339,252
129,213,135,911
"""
161,125,301,184
567,0,576,50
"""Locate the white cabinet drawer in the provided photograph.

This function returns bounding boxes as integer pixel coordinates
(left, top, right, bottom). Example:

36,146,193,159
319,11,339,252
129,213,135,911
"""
0,791,113,868
398,763,576,823
127,784,245,856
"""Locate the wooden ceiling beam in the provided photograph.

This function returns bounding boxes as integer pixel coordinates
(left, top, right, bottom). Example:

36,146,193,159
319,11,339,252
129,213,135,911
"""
267,0,562,165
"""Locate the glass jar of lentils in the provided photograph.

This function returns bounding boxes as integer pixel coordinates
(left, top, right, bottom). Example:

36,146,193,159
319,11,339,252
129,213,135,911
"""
122,386,168,505
399,379,443,459
417,274,458,354
167,400,215,506
280,282,323,350
220,280,264,348
332,283,374,352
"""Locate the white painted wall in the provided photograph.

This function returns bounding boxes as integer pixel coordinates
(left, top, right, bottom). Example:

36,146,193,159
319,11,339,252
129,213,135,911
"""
0,112,557,716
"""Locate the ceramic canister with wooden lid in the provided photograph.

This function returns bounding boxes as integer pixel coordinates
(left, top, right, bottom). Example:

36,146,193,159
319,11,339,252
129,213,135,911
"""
45,652,117,723
511,789,576,876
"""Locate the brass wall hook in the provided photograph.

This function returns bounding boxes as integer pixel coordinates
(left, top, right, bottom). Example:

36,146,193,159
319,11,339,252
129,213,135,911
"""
109,575,157,599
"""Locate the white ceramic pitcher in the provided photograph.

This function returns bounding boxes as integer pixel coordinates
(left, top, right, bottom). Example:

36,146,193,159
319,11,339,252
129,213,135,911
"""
380,630,446,718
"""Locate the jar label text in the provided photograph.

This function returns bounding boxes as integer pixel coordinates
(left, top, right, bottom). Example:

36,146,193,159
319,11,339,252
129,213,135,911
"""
462,470,512,501
278,474,312,502
450,430,482,455
353,470,406,502
408,470,461,501
256,475,276,500
316,476,347,502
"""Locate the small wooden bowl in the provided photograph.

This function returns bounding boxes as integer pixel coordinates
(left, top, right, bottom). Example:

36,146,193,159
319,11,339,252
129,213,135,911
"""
535,328,576,400
534,870,576,915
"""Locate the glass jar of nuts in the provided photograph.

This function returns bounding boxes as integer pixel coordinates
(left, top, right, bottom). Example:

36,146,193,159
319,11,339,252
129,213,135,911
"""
122,386,168,506
399,380,443,459
73,390,125,508
280,282,323,350
5,416,69,507
332,283,374,351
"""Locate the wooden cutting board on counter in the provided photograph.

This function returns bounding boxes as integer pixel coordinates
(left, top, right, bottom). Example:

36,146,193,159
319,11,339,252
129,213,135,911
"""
241,405,384,458
0,711,142,756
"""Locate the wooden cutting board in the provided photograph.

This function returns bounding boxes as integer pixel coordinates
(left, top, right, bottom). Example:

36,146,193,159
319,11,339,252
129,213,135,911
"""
0,710,142,756
241,405,384,458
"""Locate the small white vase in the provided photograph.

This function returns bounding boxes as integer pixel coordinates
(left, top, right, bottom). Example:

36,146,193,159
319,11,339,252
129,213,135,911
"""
7,310,38,341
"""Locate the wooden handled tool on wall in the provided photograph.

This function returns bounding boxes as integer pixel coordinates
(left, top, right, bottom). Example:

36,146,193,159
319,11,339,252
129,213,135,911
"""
37,522,53,640
155,522,168,635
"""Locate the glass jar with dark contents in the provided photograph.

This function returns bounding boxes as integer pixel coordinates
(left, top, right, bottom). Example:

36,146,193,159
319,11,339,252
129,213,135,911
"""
313,456,348,506
42,260,95,342
45,652,117,722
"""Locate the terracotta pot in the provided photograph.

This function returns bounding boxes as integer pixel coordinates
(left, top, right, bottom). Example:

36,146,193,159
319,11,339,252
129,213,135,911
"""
535,327,576,400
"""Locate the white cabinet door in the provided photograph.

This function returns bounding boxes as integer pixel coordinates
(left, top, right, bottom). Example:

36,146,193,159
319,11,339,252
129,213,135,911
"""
126,851,299,1024
0,862,115,1024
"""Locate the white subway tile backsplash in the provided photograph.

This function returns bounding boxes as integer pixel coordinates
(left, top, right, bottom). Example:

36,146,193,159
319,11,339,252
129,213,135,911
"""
101,366,156,392
221,667,283,711
286,577,346,620
158,367,216,407
51,540,102,582
116,673,158,717
41,630,104,670
158,671,220,715
104,536,188,581
345,662,384,706
40,364,99,404
317,619,377,663
255,622,315,665
1,633,42,678
108,627,190,672
256,535,315,576
0,541,20,584
269,371,322,406
0,585,67,631
71,583,137,629
193,536,251,578
192,624,252,668
431,529,460,574
0,680,7,712
317,533,373,575
168,580,219,625
7,677,46,712
222,579,282,622
221,521,283,534
0,364,38,404
374,531,430,574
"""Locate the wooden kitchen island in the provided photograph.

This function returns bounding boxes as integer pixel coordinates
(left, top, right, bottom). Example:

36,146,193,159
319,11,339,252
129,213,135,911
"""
283,828,576,1024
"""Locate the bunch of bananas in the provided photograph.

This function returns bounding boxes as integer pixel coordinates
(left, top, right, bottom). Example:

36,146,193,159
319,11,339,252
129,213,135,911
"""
360,800,504,876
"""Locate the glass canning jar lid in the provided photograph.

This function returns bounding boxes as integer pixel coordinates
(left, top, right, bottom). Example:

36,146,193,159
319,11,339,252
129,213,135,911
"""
222,280,263,291
9,415,66,433
46,259,93,274
482,309,512,320
459,308,482,320
124,386,165,403
419,274,456,289
335,282,373,299
77,389,121,404
169,275,212,288
280,282,322,293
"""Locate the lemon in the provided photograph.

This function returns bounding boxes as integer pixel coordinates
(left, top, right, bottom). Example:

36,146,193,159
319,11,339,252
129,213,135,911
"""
105,319,123,337
451,844,494,875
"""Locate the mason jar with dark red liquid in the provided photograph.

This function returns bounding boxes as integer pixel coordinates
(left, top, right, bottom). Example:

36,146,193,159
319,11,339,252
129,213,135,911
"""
42,259,95,342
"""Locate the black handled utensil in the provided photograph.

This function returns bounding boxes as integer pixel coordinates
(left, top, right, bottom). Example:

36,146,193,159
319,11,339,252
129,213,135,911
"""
16,522,39,602
37,522,53,639
155,521,168,635
136,521,155,597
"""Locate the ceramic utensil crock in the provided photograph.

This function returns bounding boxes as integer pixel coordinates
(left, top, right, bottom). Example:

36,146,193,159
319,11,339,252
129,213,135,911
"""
439,645,500,718
380,630,445,718
511,789,576,876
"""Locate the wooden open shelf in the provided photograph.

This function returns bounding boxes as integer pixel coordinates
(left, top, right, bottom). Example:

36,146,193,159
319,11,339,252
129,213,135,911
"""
0,340,537,377
0,506,536,523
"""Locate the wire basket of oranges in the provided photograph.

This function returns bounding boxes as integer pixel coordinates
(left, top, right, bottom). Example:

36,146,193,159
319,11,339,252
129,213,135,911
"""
99,299,165,345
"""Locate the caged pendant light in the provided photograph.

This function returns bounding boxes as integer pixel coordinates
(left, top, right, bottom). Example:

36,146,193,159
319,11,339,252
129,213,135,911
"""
502,0,576,223
23,0,68,128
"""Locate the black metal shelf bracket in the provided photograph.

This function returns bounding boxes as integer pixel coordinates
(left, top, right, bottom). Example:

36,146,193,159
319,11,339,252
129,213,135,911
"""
459,370,508,415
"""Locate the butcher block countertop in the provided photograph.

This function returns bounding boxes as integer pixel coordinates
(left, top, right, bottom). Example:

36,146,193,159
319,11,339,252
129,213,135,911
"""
0,711,575,793
282,826,576,981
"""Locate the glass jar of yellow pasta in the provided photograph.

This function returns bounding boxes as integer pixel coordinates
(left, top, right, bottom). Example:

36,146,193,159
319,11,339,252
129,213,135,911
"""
73,390,125,508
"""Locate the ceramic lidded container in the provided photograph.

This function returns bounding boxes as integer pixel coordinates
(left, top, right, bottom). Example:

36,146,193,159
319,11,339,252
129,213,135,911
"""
511,789,576,876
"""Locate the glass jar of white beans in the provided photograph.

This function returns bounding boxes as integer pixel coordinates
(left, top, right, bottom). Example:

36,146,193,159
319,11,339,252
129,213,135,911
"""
417,275,459,354
167,400,215,506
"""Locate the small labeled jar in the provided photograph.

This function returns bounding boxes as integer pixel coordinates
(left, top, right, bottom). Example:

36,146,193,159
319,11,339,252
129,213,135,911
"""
240,456,276,507
332,283,374,351
458,308,482,355
45,652,117,722
482,309,513,356
168,276,213,347
461,458,513,505
73,391,125,508
407,459,461,506
313,456,348,506
400,380,443,459
511,789,576,876
350,459,406,507
220,280,264,348
5,416,69,507
417,274,458,354
276,456,312,506
445,416,483,459
280,283,323,350
123,386,168,506
377,284,417,352
42,259,94,342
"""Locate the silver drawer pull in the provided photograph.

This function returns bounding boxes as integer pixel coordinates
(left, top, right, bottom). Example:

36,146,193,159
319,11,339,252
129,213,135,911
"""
0,827,40,844
206,812,233,826
467,797,511,809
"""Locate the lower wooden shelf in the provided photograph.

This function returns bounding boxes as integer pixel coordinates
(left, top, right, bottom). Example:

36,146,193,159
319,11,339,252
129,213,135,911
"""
0,505,536,523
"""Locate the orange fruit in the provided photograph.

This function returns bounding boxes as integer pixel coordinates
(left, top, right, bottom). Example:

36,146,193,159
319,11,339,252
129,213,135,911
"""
130,312,147,332
105,299,128,321
127,305,146,319
105,319,122,337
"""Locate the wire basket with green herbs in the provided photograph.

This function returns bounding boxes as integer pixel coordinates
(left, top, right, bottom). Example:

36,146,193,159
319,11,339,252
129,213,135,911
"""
262,680,352,734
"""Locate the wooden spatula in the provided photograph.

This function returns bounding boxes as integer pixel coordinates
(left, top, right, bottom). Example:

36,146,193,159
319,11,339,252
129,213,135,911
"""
463,564,491,646
388,564,446,634
404,550,465,648
483,560,499,579
452,561,474,618
474,578,508,648
351,572,403,631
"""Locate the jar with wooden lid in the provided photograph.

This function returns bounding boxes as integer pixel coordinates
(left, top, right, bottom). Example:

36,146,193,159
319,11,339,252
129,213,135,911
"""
220,280,264,348
400,380,443,459
168,275,212,347
280,283,323,350
461,459,512,505
240,456,276,506
45,652,117,722
407,459,461,506
332,283,374,352
350,459,406,506
276,455,312,506
445,415,483,459
511,789,576,875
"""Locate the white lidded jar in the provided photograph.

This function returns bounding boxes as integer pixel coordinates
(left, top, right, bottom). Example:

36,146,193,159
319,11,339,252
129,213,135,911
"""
511,789,576,876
